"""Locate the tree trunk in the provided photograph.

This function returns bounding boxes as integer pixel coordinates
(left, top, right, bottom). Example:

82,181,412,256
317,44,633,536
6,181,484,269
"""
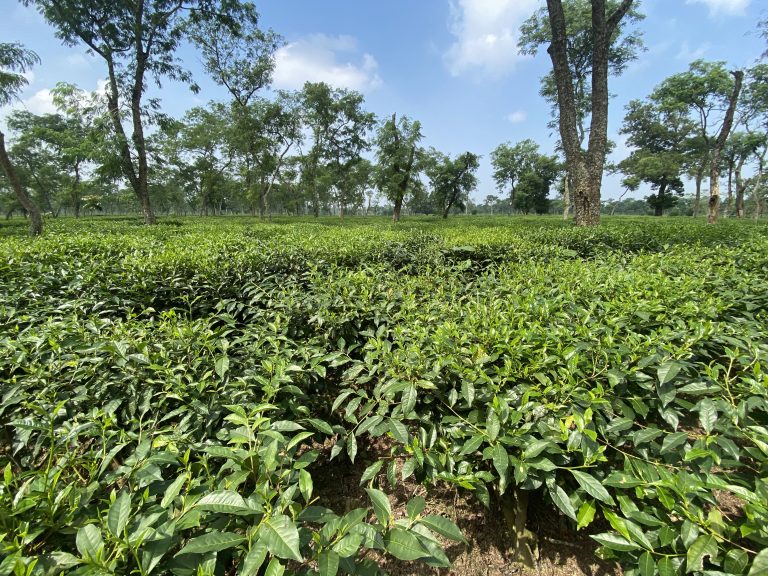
708,70,743,224
693,169,703,217
725,164,733,217
735,158,746,218
546,0,633,227
562,175,571,220
654,181,666,216
392,195,403,222
72,161,81,218
0,130,43,236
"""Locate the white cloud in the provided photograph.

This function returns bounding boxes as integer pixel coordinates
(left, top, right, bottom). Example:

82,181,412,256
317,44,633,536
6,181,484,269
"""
444,0,540,78
686,0,749,16
506,110,526,123
22,89,57,114
676,41,709,61
65,53,91,68
272,34,382,91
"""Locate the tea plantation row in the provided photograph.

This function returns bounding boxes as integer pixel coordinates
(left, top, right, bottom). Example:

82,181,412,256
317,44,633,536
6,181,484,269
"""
1,217,767,576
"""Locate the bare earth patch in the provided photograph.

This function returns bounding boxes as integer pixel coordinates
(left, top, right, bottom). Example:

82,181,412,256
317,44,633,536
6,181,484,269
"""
308,438,622,576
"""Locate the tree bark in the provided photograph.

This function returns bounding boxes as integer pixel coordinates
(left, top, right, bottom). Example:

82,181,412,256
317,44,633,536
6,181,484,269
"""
708,70,743,224
735,157,746,218
654,181,667,216
546,0,633,227
0,130,43,236
562,175,571,220
693,169,703,217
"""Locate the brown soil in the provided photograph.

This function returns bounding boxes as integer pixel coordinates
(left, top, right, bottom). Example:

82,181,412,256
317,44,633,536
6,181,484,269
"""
308,437,622,576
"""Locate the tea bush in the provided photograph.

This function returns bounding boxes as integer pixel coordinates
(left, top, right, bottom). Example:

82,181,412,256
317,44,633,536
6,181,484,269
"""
1,216,767,575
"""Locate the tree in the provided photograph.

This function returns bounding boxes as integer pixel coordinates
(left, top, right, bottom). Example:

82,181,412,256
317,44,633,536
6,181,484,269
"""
28,0,256,224
163,105,233,215
425,150,480,219
374,113,424,222
519,0,643,146
653,60,743,224
0,42,44,235
491,140,560,214
520,0,640,226
618,98,694,215
299,82,375,217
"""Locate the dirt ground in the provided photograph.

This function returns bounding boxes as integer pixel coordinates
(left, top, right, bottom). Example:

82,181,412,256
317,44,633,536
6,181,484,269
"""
309,438,622,576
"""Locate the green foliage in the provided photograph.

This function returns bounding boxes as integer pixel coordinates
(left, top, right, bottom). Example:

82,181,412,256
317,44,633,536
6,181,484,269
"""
1,216,767,575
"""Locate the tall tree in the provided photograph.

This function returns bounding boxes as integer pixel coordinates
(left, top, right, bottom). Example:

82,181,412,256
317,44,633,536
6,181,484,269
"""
618,98,694,216
374,113,424,222
491,140,560,214
653,60,743,224
0,42,44,236
28,0,256,224
425,150,480,219
521,0,640,226
299,82,375,217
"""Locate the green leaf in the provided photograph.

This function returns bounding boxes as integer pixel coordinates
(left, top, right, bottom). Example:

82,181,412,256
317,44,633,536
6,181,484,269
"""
260,514,303,561
389,420,409,444
657,556,676,576
307,418,334,435
360,460,384,486
724,549,749,575
699,399,718,435
591,532,640,552
161,473,188,509
76,524,104,560
384,527,429,561
687,535,717,572
264,557,285,576
576,501,596,530
401,384,417,415
215,356,229,379
332,533,364,558
571,470,614,505
419,515,466,543
748,548,768,576
366,488,392,526
195,490,255,515
318,550,340,576
239,542,268,576
176,531,245,555
657,362,682,385
486,410,500,442
660,432,688,455
492,443,508,479
346,433,358,463
299,469,313,502
548,482,577,521
638,551,656,576
107,491,131,536
406,496,426,519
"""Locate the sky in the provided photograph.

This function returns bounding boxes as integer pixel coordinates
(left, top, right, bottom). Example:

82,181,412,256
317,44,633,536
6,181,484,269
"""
1,0,766,202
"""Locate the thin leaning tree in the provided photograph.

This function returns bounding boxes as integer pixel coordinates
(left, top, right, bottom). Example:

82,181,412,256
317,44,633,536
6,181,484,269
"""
27,0,259,225
544,0,636,226
0,42,44,236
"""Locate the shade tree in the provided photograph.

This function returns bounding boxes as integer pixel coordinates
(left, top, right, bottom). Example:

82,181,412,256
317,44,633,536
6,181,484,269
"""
520,0,641,226
28,0,259,224
374,113,424,222
424,150,480,219
0,42,44,235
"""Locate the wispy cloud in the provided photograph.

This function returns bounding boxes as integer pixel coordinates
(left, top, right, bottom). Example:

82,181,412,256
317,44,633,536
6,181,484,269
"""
686,0,750,17
506,110,526,123
444,0,539,78
272,34,382,92
676,41,710,61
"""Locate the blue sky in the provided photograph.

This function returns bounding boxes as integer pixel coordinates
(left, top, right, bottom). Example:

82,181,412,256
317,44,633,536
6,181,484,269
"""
1,0,766,202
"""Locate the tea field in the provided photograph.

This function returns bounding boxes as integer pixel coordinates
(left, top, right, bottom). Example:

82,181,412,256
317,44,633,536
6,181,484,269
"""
1,216,767,576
